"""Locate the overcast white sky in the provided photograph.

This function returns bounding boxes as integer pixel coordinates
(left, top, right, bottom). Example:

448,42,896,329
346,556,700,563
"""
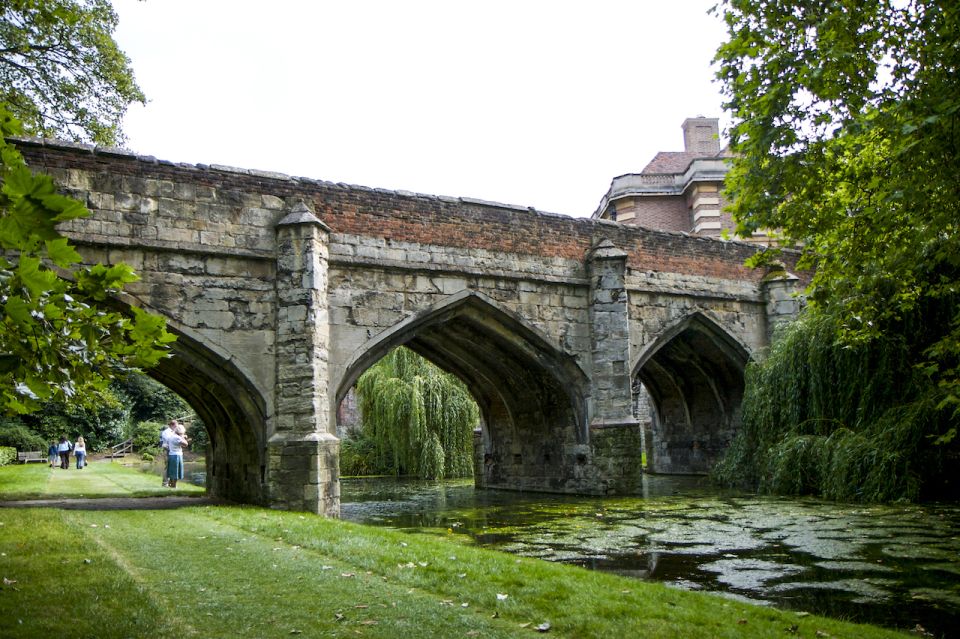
112,0,729,218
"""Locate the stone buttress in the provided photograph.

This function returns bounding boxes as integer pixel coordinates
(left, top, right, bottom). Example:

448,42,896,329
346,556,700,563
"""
586,239,643,492
267,201,340,515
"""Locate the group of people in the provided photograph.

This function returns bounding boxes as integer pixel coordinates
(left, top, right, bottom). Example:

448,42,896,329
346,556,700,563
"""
160,419,189,488
47,436,86,470
42,420,190,483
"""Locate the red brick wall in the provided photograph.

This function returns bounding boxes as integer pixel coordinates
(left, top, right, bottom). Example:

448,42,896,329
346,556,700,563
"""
18,141,806,285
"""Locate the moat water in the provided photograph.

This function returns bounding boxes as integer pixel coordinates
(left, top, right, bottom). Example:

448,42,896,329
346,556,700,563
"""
340,475,960,637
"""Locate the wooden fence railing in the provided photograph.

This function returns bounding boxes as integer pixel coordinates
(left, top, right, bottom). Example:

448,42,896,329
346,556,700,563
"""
104,438,133,459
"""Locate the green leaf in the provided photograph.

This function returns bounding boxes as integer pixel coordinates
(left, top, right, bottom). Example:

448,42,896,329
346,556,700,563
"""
45,237,83,268
41,193,90,222
17,256,59,299
3,296,34,327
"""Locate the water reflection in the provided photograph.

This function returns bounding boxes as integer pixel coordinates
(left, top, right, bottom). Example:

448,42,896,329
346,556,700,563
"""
341,476,960,637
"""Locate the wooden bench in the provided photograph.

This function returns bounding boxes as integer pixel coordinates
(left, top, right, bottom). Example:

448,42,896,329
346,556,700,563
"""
17,451,45,464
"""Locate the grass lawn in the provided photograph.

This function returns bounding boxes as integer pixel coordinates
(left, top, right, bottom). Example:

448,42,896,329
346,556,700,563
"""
0,457,204,500
0,464,908,638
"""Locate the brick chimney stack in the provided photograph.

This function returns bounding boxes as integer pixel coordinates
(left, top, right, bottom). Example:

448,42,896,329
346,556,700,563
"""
682,117,720,155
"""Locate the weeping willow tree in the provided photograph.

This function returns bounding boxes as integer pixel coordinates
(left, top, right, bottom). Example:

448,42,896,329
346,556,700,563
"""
352,347,479,480
713,303,958,502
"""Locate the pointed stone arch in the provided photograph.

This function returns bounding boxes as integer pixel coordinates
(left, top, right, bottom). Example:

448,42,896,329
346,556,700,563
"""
111,292,269,505
335,290,591,492
632,311,751,474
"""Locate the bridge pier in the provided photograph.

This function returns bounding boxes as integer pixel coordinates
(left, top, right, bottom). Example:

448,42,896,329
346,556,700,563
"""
586,239,643,492
266,202,339,515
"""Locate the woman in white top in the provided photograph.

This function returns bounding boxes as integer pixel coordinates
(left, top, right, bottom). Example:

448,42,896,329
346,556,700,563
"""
73,436,87,469
56,436,71,469
166,424,189,488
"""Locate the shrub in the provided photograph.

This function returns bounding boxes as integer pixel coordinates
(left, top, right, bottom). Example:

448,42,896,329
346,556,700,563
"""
340,432,389,477
130,420,165,457
0,446,16,466
0,421,49,452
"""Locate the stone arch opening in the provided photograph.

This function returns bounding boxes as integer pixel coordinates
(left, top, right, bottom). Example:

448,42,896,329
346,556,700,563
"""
51,272,270,503
336,291,590,493
126,312,268,505
632,312,749,474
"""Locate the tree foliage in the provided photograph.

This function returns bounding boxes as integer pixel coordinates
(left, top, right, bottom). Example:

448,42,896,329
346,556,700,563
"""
112,372,189,425
0,107,176,415
353,347,478,480
0,417,47,451
0,0,144,145
18,386,128,451
715,1,960,446
713,309,956,501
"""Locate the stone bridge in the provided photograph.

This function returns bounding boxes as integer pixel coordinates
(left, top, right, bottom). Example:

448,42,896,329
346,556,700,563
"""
19,139,803,516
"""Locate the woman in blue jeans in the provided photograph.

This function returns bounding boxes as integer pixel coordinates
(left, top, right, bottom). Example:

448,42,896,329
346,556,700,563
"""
74,436,87,469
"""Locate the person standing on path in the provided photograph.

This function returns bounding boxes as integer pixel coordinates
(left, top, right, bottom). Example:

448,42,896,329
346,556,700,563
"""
47,441,58,468
166,423,189,489
160,421,176,487
73,436,87,469
56,436,72,470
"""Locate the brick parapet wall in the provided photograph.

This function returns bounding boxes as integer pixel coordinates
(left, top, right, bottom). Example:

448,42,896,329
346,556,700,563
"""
16,139,805,287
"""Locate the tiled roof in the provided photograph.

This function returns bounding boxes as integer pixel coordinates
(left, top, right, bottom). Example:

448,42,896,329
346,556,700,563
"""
641,147,732,174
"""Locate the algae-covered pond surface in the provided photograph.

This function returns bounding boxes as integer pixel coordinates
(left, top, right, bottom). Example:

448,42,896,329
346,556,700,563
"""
341,475,960,636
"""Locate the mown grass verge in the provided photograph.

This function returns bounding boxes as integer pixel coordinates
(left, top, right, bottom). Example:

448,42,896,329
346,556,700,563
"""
0,458,204,500
0,503,908,636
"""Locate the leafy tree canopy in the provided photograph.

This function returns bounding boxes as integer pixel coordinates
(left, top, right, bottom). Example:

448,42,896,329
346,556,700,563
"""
112,372,189,425
0,0,144,145
19,386,128,451
716,0,960,423
0,107,176,415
